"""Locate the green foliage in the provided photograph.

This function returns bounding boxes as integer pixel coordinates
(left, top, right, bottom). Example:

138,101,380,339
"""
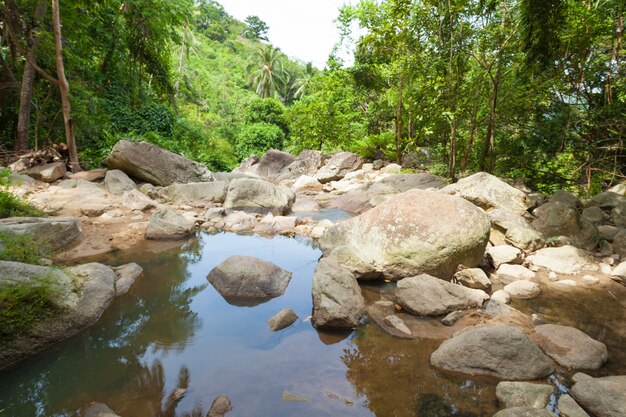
245,97,288,135
244,15,269,41
236,123,286,159
0,277,63,341
0,169,45,219
0,231,49,264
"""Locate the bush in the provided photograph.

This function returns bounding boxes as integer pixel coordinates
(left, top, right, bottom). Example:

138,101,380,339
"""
0,277,63,341
0,169,45,219
236,122,286,159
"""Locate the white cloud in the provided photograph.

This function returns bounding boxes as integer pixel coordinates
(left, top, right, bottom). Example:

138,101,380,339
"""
218,0,357,68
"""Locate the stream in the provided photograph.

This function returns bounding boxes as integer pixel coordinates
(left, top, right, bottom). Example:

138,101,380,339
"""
0,231,624,417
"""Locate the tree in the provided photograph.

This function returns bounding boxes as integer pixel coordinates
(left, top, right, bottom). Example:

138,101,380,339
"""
248,44,285,99
244,15,269,41
293,62,317,99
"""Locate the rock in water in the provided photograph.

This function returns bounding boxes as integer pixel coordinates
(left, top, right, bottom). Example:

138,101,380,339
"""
557,394,591,417
320,189,490,280
312,257,365,329
570,375,626,417
0,216,80,251
533,324,607,370
207,256,292,304
496,381,553,408
441,172,532,215
503,280,541,300
223,178,295,215
207,395,232,417
430,325,554,380
84,403,121,417
145,209,195,240
267,308,298,331
395,274,490,316
453,267,492,292
105,140,213,186
493,408,557,417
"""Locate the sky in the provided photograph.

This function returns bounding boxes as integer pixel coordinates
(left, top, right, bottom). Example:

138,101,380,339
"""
218,0,358,68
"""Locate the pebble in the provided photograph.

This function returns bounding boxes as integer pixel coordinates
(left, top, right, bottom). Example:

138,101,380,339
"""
582,275,600,285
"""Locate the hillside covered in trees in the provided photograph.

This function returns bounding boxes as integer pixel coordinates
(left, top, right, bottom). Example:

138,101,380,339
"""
1,0,625,194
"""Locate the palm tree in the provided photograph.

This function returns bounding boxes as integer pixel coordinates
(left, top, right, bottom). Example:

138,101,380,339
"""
293,62,316,99
247,44,285,99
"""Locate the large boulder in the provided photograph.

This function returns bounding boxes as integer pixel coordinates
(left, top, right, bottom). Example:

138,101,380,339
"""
223,178,295,215
315,152,364,183
0,260,141,370
395,274,489,316
489,209,545,252
145,209,195,240
570,375,626,417
441,172,532,215
430,325,554,380
277,150,323,181
252,149,296,179
320,189,491,280
0,216,80,251
157,181,228,205
104,169,135,195
311,257,365,329
531,201,594,243
104,140,213,186
207,256,292,304
23,162,66,183
533,324,607,370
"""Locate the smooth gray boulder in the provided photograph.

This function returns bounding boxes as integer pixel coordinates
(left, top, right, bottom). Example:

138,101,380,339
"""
441,172,532,215
23,162,66,183
558,394,590,417
157,181,228,204
267,308,298,331
145,209,195,240
207,256,292,303
277,150,323,181
312,257,365,329
526,246,598,275
224,178,295,215
105,140,213,186
489,209,545,252
493,408,557,417
497,264,536,283
430,325,554,380
113,263,143,296
395,274,490,316
532,201,592,242
0,260,141,370
504,280,541,300
320,189,491,280
253,149,296,179
104,169,135,195
315,152,364,183
496,381,553,409
534,324,607,370
487,245,523,269
121,189,156,211
0,216,80,251
570,375,626,417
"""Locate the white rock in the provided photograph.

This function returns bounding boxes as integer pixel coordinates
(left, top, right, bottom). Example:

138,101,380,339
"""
491,290,512,304
504,280,541,299
497,264,536,283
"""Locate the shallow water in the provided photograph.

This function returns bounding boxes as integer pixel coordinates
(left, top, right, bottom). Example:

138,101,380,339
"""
0,232,624,417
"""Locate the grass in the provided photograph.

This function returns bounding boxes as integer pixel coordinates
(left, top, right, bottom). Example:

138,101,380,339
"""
0,231,50,264
0,189,44,219
0,276,64,341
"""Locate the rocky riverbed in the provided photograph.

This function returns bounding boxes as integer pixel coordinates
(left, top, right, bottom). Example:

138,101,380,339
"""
1,140,625,417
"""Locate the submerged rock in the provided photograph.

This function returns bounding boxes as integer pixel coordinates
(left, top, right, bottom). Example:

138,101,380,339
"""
395,274,490,316
224,178,295,215
84,403,121,417
320,189,490,280
267,308,298,331
207,395,233,417
570,375,626,417
495,381,553,409
207,256,292,304
311,257,365,329
430,325,554,380
105,140,213,186
534,324,607,370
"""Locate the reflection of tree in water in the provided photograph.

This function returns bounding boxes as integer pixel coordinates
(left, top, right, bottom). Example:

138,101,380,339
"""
340,321,497,417
2,241,207,417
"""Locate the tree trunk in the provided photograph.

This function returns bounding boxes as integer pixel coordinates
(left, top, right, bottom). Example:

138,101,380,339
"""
480,68,501,173
15,1,46,153
461,81,483,171
395,78,404,164
52,0,81,172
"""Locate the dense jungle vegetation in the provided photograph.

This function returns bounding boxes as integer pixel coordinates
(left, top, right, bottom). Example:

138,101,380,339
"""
0,0,625,194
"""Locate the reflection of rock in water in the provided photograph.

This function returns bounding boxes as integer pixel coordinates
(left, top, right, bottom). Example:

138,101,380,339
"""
341,321,498,417
416,393,478,417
